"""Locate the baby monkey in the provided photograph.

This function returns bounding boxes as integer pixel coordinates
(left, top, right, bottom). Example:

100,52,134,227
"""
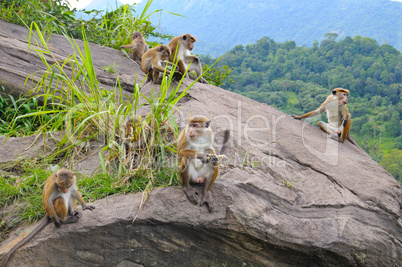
1,169,95,267
120,31,148,63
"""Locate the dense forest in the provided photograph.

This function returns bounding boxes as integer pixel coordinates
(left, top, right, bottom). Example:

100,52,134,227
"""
202,34,402,183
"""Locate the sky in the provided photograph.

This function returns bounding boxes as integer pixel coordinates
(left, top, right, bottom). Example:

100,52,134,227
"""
68,0,402,9
67,0,402,10
67,0,142,10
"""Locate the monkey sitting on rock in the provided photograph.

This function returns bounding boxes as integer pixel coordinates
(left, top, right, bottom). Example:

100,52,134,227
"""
1,169,95,267
141,44,182,84
168,34,208,84
177,115,229,212
120,31,148,63
292,88,360,147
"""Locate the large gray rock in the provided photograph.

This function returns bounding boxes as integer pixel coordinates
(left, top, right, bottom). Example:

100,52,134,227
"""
0,21,401,267
0,20,144,98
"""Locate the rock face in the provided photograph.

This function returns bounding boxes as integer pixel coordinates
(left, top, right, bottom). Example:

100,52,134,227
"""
0,21,401,267
0,20,143,98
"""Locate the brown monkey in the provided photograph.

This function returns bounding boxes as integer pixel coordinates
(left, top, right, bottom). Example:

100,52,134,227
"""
168,34,208,84
177,115,229,212
1,169,95,267
120,31,148,63
141,44,181,84
292,88,359,145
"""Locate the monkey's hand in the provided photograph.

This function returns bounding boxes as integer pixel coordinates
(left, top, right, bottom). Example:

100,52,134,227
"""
173,71,183,80
291,114,301,120
208,154,219,166
342,118,349,127
200,153,210,164
83,205,96,211
72,211,82,218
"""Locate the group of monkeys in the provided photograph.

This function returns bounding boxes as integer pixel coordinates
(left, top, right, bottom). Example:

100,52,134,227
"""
1,32,358,266
120,32,208,84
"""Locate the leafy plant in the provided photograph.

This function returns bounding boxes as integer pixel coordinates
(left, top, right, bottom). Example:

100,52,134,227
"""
202,63,234,87
0,87,51,136
0,0,176,51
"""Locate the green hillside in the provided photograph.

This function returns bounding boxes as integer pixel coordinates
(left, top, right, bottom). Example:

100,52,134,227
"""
202,34,402,183
137,0,402,56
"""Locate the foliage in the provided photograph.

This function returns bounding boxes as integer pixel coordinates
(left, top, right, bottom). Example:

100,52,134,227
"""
0,87,50,136
77,0,176,50
380,149,402,183
0,0,173,50
207,34,401,181
0,15,197,233
201,62,234,87
0,162,179,240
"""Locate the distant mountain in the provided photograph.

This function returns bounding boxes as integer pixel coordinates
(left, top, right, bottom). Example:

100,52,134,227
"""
133,0,402,57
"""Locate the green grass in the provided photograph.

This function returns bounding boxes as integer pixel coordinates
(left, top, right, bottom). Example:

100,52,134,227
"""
0,163,180,240
0,0,216,236
0,15,204,236
0,89,50,136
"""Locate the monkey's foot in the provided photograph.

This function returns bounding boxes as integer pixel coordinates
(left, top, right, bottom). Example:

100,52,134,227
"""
329,134,344,143
83,204,96,211
198,191,215,213
64,215,80,224
183,187,199,205
195,176,205,183
198,77,208,84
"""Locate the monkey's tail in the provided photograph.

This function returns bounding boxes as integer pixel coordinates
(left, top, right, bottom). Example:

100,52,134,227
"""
219,130,230,155
1,217,50,267
347,134,364,152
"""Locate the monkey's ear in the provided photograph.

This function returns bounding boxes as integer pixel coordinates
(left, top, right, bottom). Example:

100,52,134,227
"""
206,120,211,128
183,35,187,41
54,172,57,178
157,46,163,52
332,89,337,95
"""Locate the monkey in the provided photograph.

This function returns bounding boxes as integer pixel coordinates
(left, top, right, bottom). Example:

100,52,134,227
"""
1,169,95,267
120,31,148,63
168,34,208,84
292,88,360,147
177,115,230,212
141,44,182,84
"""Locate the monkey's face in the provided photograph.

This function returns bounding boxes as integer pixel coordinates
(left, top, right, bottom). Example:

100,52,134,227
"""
56,176,73,193
187,39,195,51
182,34,196,51
338,92,348,105
132,32,141,40
160,49,170,60
188,121,211,139
57,183,71,193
